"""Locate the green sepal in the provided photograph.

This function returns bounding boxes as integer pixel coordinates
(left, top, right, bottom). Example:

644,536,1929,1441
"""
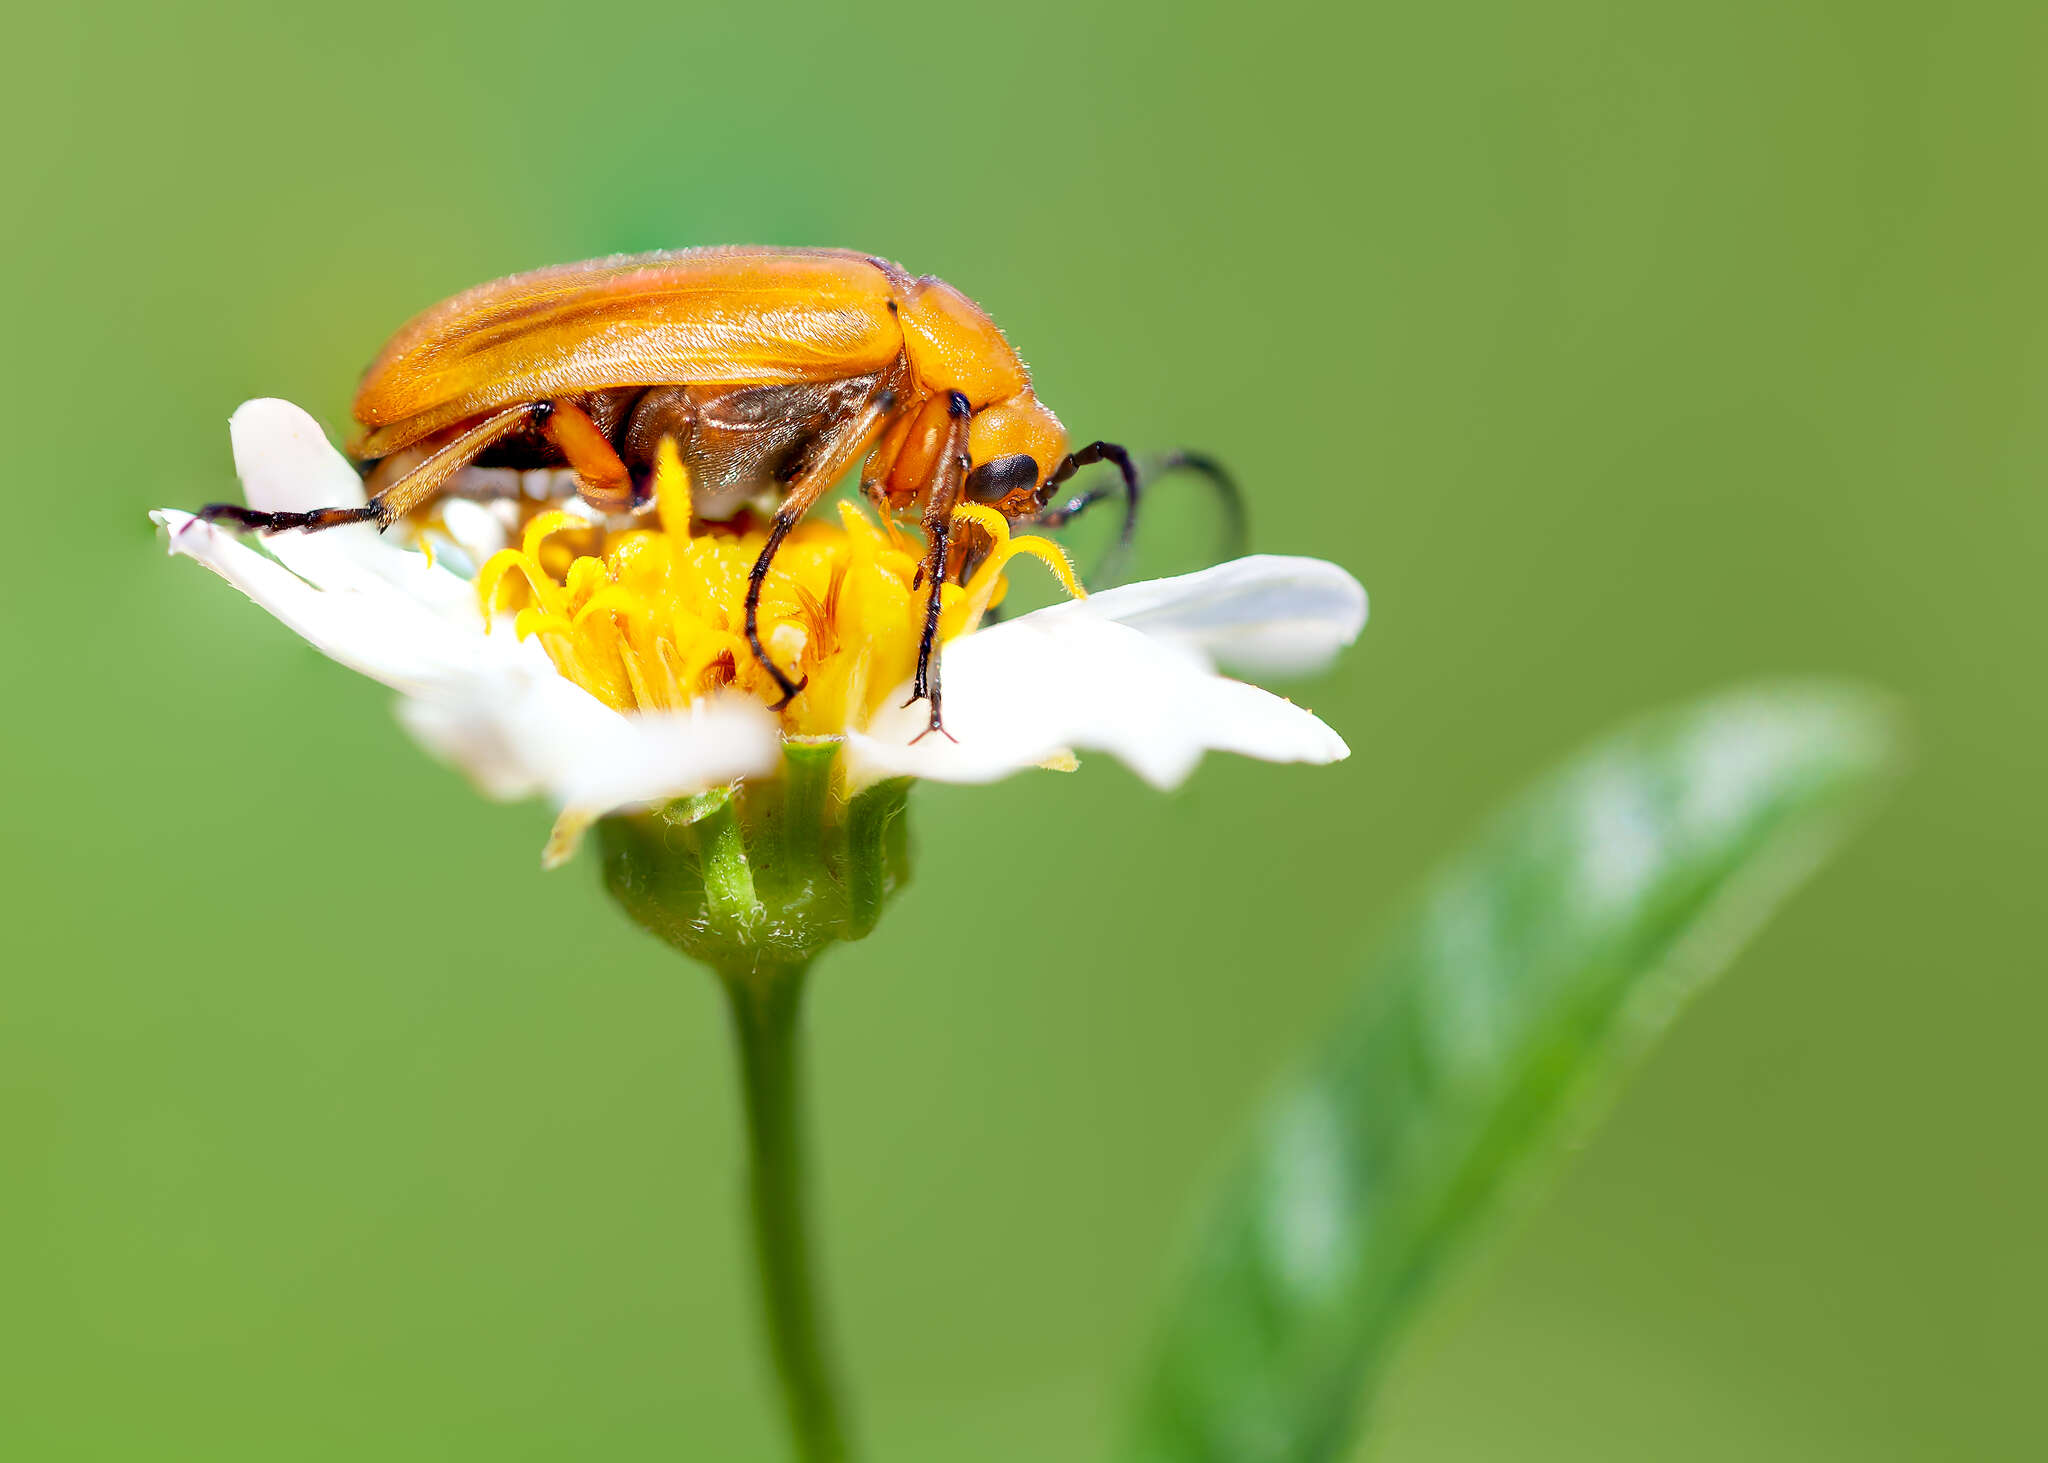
598,739,914,976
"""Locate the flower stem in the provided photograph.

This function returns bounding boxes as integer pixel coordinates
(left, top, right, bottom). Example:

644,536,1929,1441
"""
723,963,851,1463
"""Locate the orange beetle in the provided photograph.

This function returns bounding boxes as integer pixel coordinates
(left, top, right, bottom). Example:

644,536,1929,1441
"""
198,246,1237,737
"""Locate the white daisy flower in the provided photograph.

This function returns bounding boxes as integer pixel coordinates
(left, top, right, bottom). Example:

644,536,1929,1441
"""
154,399,1365,869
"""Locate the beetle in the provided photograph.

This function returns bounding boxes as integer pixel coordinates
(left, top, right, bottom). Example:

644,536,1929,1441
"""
198,246,1238,739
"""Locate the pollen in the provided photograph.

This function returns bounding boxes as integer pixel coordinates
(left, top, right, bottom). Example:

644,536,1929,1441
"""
469,444,1083,736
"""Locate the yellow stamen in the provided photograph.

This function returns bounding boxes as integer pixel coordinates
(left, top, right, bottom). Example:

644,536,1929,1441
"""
947,502,1085,634
469,464,1081,735
522,508,591,563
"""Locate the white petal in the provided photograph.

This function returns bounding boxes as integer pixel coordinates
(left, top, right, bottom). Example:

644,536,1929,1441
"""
153,509,492,693
846,609,1349,790
230,397,370,515
441,498,509,563
1046,555,1368,676
397,681,782,863
228,399,382,584
159,495,780,854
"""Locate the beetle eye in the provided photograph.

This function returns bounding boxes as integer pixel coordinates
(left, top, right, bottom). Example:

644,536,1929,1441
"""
964,454,1039,504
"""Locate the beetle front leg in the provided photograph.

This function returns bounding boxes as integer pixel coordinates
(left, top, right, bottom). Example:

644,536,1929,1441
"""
905,392,972,743
199,402,539,534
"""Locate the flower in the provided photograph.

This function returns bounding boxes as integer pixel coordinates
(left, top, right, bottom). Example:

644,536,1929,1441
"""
154,399,1366,868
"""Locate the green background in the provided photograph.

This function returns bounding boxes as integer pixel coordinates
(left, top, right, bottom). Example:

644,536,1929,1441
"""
4,2,2040,1458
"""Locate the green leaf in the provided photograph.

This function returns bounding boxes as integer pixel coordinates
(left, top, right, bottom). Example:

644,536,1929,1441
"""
1121,682,1903,1463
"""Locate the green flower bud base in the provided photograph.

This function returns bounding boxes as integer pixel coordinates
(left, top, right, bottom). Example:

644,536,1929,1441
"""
598,739,913,975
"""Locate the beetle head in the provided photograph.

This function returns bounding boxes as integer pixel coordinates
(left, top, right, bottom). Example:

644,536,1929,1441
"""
964,391,1068,518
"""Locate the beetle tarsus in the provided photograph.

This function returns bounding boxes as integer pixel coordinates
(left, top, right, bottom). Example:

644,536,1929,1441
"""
195,502,382,534
905,689,955,744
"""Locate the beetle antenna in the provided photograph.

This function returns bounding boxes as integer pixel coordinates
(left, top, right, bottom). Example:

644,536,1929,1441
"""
1035,441,1140,585
1152,450,1248,561
1027,446,1248,587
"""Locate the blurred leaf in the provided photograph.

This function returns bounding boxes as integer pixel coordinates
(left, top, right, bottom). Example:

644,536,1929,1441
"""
1121,682,1903,1463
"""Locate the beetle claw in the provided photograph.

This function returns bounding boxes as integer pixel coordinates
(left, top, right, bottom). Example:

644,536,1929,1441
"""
768,675,809,712
902,692,955,744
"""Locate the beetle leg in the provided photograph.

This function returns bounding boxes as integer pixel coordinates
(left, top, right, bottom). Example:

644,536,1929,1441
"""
743,382,900,709
539,399,635,513
193,500,382,533
198,401,539,533
904,392,972,743
859,402,918,519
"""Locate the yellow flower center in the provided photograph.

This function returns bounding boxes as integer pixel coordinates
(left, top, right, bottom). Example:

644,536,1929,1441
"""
469,439,1083,736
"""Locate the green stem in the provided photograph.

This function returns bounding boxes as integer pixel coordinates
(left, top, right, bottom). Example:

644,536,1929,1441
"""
724,964,851,1463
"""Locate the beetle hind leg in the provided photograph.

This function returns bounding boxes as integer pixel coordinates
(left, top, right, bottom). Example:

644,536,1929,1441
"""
197,401,543,538
195,501,382,532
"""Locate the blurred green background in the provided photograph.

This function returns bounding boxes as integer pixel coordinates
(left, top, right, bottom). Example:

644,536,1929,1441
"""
3,2,2041,1458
